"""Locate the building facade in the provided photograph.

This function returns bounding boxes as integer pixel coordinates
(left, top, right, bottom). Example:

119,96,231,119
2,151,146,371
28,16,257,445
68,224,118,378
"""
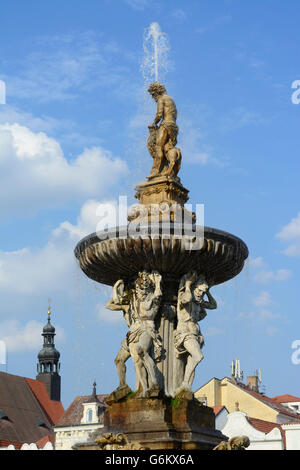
54,383,107,450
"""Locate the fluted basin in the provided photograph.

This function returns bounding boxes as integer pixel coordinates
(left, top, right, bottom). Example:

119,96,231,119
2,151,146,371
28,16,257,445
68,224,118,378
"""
75,224,248,287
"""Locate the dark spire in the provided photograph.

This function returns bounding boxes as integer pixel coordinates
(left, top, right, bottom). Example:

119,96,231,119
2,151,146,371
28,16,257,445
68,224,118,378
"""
88,380,100,403
36,303,61,402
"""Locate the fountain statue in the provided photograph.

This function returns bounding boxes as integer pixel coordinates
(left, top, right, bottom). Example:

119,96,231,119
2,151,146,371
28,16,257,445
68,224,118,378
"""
74,23,248,451
147,81,181,179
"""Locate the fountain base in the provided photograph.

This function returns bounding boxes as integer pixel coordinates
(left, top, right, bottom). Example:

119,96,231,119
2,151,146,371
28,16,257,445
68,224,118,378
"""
75,395,226,450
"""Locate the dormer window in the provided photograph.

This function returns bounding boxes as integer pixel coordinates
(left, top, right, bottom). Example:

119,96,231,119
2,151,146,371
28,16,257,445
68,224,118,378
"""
0,409,8,420
37,417,48,428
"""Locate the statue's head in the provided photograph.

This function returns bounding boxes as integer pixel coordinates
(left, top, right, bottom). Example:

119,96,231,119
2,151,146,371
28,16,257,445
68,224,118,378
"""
193,277,209,302
135,271,152,299
148,81,166,100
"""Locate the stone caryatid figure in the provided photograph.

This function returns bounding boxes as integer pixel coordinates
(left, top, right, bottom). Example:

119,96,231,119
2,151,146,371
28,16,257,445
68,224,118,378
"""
106,280,133,392
174,272,217,395
129,271,163,396
106,272,163,397
147,81,182,179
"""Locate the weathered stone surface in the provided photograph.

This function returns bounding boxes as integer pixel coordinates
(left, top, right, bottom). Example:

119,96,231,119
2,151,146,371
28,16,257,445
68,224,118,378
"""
75,224,248,288
85,396,226,450
106,385,132,405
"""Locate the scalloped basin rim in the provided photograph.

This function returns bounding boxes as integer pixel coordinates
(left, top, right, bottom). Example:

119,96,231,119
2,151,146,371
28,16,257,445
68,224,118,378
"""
74,225,248,259
74,225,249,287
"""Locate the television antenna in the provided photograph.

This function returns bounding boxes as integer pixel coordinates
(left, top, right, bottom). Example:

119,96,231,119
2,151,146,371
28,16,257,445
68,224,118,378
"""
231,359,243,382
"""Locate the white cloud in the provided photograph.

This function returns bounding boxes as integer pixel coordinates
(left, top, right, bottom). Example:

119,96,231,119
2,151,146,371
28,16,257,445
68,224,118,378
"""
253,269,291,284
179,115,228,167
259,309,284,321
248,256,264,268
276,212,300,256
0,123,128,215
253,291,272,307
0,320,65,353
0,105,103,149
238,309,284,324
53,198,121,240
4,31,136,103
266,326,279,337
0,199,119,296
0,105,68,134
220,107,271,132
171,9,187,22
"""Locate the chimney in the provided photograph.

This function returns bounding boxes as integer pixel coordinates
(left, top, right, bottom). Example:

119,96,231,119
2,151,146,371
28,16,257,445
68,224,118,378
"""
247,376,259,392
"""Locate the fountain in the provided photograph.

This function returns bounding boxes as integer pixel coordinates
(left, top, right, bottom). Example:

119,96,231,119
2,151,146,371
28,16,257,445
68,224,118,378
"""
142,22,169,84
74,25,248,450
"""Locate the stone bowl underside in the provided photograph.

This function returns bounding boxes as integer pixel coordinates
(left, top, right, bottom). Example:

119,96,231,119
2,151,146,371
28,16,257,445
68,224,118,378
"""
75,225,248,287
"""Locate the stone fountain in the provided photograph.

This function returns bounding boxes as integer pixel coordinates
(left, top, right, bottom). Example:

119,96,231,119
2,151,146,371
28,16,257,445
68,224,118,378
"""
74,81,248,450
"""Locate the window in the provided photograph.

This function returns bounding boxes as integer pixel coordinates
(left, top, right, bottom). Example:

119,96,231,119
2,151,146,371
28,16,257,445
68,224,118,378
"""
87,408,93,422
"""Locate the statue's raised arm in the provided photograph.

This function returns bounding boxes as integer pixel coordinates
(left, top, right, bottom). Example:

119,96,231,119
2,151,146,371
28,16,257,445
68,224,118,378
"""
174,273,217,396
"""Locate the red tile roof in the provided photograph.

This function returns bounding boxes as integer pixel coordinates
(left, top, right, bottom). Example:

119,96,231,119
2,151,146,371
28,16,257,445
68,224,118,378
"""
272,394,300,404
247,417,286,449
36,435,55,449
0,372,55,445
212,406,227,416
26,378,64,425
247,417,281,434
0,439,23,450
233,381,300,421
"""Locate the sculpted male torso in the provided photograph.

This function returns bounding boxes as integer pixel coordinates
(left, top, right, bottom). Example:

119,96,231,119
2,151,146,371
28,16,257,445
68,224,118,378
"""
148,82,180,178
175,272,217,394
128,271,163,396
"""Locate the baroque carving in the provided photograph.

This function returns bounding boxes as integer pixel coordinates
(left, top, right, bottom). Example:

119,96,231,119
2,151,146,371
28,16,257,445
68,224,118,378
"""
106,271,163,398
106,269,218,398
95,433,149,450
174,272,217,395
213,436,250,450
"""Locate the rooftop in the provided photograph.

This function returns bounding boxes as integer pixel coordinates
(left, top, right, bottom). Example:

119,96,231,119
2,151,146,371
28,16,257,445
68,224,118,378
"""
55,394,107,427
0,372,64,446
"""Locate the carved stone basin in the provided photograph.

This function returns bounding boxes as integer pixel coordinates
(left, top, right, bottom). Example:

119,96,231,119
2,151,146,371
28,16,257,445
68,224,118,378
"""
74,224,248,288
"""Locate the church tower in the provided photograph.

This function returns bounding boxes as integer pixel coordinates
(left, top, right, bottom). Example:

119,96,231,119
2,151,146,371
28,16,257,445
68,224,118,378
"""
36,305,61,401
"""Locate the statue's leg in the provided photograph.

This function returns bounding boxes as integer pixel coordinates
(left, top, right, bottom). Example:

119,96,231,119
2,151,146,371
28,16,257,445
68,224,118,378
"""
181,338,203,390
114,346,130,388
167,153,176,177
155,127,168,175
138,332,159,389
188,369,195,388
129,343,148,394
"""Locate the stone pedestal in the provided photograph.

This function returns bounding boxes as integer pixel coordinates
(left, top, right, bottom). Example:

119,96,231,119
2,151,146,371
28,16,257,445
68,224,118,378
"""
135,177,189,206
76,396,226,450
128,176,195,224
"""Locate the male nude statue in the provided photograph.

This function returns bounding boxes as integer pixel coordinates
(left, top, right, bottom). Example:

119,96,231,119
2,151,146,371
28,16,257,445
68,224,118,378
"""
174,271,217,395
128,271,163,396
148,81,181,178
105,280,133,390
106,272,163,397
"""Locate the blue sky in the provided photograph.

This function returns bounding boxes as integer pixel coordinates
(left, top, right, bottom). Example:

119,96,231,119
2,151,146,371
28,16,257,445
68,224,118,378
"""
0,0,300,408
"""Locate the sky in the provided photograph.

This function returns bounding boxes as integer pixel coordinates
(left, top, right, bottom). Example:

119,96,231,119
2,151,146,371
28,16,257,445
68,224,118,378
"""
0,0,300,409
